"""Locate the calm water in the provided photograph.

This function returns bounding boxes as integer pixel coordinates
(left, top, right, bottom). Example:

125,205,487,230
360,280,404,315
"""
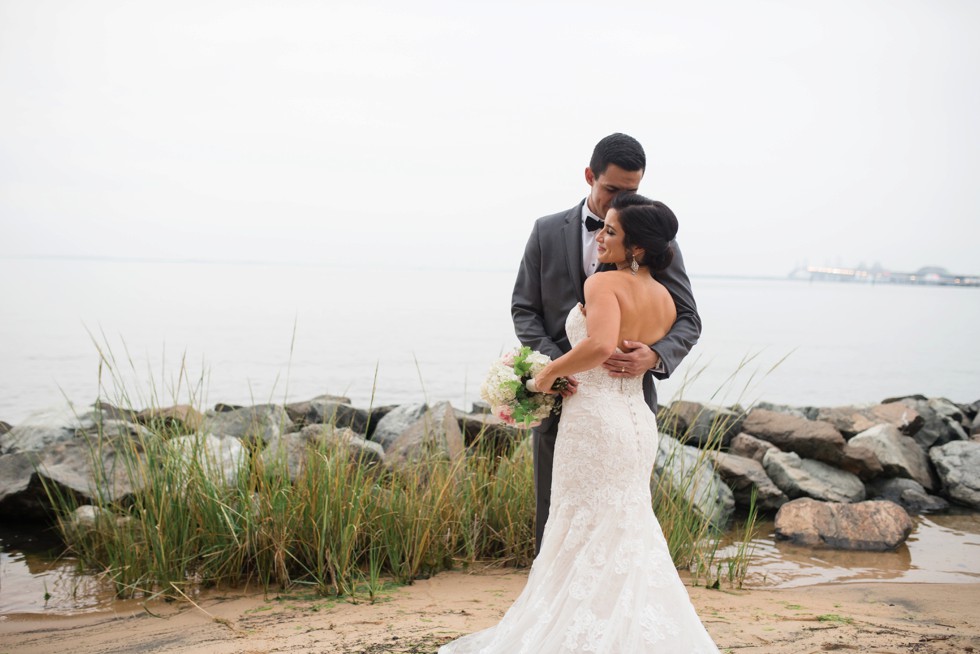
1,258,978,424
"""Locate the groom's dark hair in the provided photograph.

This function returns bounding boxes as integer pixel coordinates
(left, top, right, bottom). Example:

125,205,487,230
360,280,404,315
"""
589,133,646,176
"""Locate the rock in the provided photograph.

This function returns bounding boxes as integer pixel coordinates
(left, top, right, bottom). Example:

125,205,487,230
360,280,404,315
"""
454,408,520,450
0,421,11,436
774,498,912,550
384,402,465,471
742,409,882,478
284,394,352,426
973,412,980,437
135,405,204,434
0,414,156,518
728,433,780,464
654,434,735,529
33,437,147,515
816,403,923,438
203,405,293,446
754,402,812,420
262,425,384,481
0,451,43,516
928,398,963,422
304,398,371,435
0,405,90,454
370,403,428,450
849,424,937,490
69,505,114,534
866,477,949,514
763,450,866,503
707,450,788,510
662,401,743,448
167,434,246,486
929,440,980,509
898,397,967,450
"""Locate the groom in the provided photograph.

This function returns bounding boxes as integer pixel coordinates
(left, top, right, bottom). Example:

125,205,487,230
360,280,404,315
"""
511,133,702,553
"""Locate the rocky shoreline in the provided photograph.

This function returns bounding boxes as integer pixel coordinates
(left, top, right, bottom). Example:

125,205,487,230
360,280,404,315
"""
1,394,978,553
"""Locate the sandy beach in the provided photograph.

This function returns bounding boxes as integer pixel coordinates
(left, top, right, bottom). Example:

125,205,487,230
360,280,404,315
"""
1,566,977,654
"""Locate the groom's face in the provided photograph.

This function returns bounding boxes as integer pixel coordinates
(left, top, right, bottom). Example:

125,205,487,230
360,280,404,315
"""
585,163,643,219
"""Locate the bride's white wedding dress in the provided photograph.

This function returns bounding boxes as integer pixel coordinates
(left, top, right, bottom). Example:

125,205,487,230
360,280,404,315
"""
439,306,719,653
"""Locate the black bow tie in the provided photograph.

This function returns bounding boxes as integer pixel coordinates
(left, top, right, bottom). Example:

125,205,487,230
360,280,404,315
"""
585,216,604,232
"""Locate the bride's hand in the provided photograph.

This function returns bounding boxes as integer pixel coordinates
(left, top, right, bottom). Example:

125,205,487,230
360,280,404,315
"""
531,372,559,395
531,373,578,397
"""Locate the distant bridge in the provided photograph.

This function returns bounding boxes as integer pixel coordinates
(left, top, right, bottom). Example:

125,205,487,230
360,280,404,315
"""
791,265,979,287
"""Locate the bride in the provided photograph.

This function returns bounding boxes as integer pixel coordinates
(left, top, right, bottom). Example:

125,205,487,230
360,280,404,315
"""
439,192,720,653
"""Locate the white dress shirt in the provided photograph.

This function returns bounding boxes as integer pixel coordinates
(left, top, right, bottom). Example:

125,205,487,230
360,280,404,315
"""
581,201,604,278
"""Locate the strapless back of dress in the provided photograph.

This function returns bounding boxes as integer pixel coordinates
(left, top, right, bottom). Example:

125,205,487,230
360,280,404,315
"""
439,306,719,654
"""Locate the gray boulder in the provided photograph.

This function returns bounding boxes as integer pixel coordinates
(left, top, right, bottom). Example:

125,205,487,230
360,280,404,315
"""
0,412,157,518
849,424,937,490
166,434,246,486
655,434,735,528
33,436,146,518
742,409,882,478
135,405,204,434
0,405,91,454
284,394,352,425
816,403,923,438
763,450,866,503
707,450,788,511
0,421,11,436
972,411,980,437
370,403,428,450
727,433,780,464
203,404,293,447
662,401,744,448
866,477,948,514
774,498,912,550
929,440,980,509
454,408,520,450
0,451,44,516
384,401,465,471
262,424,384,481
303,398,371,435
754,402,813,420
898,397,967,450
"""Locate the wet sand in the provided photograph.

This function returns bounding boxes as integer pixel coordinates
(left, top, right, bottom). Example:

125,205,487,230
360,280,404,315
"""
1,567,977,654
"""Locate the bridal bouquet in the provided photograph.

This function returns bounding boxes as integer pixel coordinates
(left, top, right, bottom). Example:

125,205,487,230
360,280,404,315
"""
480,346,568,428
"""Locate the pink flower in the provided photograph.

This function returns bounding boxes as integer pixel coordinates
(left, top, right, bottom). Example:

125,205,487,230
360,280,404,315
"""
493,404,515,425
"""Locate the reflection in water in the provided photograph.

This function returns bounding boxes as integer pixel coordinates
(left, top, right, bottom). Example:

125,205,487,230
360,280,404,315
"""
0,525,121,615
3,511,979,614
739,511,980,588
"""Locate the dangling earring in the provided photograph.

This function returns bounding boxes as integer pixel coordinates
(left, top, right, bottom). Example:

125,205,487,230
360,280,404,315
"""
630,253,639,275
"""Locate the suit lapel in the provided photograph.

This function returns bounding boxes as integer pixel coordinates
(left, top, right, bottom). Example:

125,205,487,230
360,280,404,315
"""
561,203,587,303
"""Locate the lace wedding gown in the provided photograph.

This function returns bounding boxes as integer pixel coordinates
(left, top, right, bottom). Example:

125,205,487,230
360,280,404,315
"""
439,306,719,654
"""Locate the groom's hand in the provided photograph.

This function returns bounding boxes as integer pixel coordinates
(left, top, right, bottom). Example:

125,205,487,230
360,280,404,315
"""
603,342,659,378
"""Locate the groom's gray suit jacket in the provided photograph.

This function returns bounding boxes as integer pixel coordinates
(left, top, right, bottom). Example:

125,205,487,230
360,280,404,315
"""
511,199,701,431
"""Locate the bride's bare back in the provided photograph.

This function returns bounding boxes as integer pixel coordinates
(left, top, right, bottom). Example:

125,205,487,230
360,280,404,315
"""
583,268,676,349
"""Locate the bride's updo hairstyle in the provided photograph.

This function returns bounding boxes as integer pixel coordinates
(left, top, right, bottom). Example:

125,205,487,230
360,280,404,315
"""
610,192,679,273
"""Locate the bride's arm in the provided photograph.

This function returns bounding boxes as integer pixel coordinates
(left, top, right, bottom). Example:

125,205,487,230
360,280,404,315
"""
532,274,620,392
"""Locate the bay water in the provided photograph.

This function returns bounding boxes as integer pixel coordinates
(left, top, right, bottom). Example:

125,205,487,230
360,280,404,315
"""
1,258,977,424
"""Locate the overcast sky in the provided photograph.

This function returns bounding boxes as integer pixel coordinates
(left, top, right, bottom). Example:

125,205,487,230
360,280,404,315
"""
2,0,978,277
